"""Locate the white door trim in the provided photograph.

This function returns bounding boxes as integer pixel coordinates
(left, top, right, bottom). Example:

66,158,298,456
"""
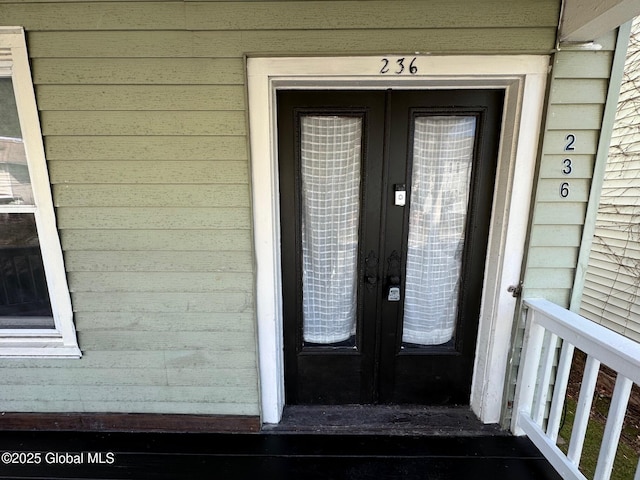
247,55,548,424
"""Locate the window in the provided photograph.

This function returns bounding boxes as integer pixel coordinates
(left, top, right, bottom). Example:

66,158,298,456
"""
0,27,80,357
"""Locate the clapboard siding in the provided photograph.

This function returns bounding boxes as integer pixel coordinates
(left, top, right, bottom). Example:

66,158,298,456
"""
32,58,246,85
0,0,560,418
60,230,252,251
54,185,251,208
25,29,555,58
73,313,256,331
36,85,246,110
45,137,248,160
523,45,615,304
56,207,251,229
579,19,640,341
0,350,256,369
0,402,259,415
68,272,254,292
64,251,253,272
0,1,559,30
72,292,252,314
549,79,609,104
41,111,246,136
539,155,595,178
0,386,259,402
527,247,580,268
532,202,587,223
49,161,249,184
0,367,257,387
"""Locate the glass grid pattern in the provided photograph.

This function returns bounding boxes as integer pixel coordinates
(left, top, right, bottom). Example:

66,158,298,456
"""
300,115,362,344
402,116,476,345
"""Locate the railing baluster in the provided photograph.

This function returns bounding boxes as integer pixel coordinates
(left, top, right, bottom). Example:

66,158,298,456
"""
567,354,601,466
547,340,575,443
532,331,559,426
512,308,546,436
593,375,633,480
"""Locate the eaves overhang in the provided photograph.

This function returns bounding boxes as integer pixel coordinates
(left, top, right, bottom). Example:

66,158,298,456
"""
559,0,640,43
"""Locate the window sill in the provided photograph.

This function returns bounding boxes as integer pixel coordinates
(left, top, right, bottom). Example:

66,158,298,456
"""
0,334,82,358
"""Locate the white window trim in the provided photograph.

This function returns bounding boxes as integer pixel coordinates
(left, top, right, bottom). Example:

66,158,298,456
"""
247,55,548,424
0,27,80,358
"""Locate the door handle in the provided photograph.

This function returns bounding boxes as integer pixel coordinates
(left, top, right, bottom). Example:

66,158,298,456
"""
364,251,378,291
386,251,402,302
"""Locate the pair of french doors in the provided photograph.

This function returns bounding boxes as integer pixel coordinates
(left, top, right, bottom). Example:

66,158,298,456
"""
278,89,503,405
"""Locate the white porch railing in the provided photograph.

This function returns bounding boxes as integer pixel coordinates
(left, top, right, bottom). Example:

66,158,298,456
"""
512,298,640,480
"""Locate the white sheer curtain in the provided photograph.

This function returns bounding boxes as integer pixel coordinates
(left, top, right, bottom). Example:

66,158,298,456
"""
402,116,476,345
300,116,362,344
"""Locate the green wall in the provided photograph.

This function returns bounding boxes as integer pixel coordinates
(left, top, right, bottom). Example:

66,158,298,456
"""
523,31,618,307
0,0,562,416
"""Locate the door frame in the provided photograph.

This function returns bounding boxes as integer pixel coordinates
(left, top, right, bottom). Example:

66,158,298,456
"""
247,55,549,424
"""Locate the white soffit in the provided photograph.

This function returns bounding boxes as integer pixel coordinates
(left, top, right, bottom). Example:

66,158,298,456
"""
560,0,640,42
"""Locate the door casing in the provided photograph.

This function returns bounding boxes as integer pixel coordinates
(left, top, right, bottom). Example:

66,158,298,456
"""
247,55,549,424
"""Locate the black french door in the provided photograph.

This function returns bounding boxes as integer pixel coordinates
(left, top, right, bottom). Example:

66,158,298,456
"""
278,89,504,405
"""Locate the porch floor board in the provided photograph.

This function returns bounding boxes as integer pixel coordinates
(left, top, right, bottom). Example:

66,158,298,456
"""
0,428,562,479
264,405,509,436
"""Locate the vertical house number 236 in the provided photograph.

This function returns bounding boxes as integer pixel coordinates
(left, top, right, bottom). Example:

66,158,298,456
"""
380,57,418,75
561,133,575,198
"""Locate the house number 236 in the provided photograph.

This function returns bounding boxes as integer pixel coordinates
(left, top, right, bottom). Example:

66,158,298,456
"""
560,133,575,198
380,57,418,75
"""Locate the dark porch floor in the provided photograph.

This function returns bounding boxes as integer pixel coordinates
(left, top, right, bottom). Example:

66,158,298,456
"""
0,418,562,479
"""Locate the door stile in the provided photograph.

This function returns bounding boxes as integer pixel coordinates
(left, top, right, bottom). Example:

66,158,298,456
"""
370,89,394,404
356,94,387,403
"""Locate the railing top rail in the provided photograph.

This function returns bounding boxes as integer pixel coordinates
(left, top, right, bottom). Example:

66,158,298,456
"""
524,298,640,386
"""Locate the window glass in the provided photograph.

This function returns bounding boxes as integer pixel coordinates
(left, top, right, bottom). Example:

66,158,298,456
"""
0,78,34,205
0,77,53,328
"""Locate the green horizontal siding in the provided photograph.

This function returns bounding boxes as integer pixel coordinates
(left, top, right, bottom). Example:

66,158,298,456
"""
0,0,560,417
41,111,246,136
523,44,615,306
73,312,256,331
45,137,247,160
36,85,246,110
0,385,258,402
54,185,251,208
0,350,256,369
68,272,254,293
25,29,556,59
60,230,252,251
77,331,255,350
527,247,580,268
64,251,253,272
0,1,559,31
32,58,245,85
49,161,248,183
56,207,251,229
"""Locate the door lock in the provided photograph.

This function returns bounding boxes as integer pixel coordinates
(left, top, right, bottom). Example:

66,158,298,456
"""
387,284,401,302
386,250,402,302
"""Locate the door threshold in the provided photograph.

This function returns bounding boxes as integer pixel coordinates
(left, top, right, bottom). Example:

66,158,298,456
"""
262,405,507,436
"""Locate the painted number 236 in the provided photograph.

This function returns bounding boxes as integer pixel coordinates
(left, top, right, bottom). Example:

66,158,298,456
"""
560,133,575,198
380,57,418,75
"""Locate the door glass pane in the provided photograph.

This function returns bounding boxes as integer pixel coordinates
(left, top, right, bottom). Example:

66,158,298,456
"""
402,116,476,346
300,115,362,345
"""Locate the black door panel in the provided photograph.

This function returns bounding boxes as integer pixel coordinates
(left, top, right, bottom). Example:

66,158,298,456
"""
278,89,504,405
